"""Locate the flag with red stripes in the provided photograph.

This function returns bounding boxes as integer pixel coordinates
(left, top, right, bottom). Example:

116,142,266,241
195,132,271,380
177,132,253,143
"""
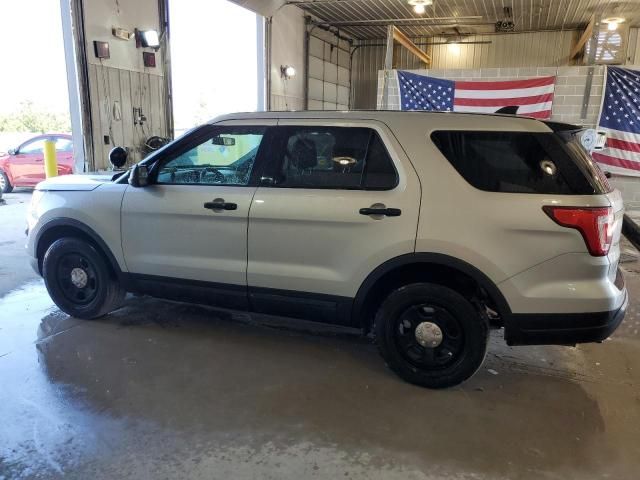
592,66,640,177
397,70,555,119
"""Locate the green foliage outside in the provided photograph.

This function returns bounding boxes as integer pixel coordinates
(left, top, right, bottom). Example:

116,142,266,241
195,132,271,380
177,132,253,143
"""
0,101,71,133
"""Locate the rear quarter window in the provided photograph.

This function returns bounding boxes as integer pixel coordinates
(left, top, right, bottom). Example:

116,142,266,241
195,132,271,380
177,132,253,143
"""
431,131,598,195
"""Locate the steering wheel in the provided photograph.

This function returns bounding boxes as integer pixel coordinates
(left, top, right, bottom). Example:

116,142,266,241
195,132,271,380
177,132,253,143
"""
200,167,226,183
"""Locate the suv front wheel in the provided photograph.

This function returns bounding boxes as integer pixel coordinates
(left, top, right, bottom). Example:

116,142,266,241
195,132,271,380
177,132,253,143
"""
374,283,489,388
43,237,125,319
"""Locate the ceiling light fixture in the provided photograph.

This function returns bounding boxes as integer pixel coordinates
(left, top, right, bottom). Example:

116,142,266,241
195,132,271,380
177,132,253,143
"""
603,17,625,31
408,0,433,15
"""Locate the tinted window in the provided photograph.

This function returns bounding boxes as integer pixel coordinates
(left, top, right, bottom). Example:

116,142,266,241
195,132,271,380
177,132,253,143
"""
270,127,397,190
431,131,597,194
363,134,398,189
157,126,265,186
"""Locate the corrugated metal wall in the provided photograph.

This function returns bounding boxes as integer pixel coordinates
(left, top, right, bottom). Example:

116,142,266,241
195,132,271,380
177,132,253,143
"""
429,31,577,69
352,30,578,109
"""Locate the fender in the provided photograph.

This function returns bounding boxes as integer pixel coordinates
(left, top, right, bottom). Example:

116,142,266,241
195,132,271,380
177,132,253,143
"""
351,252,512,326
34,218,126,282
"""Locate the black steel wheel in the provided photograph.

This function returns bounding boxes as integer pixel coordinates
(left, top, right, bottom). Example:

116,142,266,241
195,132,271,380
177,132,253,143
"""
54,252,99,305
394,303,465,370
43,237,125,319
375,283,488,388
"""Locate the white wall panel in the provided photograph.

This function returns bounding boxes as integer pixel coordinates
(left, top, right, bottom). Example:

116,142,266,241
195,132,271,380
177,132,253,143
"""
309,56,324,79
308,78,324,101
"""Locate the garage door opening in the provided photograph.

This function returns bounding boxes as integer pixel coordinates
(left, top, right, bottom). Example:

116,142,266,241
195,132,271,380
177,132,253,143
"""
168,0,264,136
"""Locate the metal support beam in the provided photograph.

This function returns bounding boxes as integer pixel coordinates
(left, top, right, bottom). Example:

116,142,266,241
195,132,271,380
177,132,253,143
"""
381,25,394,110
392,26,431,66
581,16,600,119
570,15,595,59
60,0,92,172
158,0,174,139
308,16,482,27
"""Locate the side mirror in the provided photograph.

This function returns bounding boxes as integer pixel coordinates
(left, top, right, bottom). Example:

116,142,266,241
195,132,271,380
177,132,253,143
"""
109,146,128,169
129,164,150,187
7,148,17,155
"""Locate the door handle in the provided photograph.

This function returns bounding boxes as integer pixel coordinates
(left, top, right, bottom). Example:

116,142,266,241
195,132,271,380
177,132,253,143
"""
359,206,402,217
204,198,237,211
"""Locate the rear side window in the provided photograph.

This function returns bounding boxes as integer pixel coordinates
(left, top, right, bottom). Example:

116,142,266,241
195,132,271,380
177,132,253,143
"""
431,131,597,194
267,126,398,190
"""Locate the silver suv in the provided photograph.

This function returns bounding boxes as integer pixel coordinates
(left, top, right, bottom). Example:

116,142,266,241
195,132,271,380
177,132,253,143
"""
26,111,627,388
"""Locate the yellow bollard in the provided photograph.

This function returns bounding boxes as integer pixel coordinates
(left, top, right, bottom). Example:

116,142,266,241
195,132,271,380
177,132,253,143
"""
43,139,58,178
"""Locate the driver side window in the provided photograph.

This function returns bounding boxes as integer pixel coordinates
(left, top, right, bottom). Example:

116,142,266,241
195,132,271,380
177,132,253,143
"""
157,126,265,186
20,138,46,155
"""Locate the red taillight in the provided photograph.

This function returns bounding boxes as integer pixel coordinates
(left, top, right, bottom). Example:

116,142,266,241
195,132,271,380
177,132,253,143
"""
543,206,614,257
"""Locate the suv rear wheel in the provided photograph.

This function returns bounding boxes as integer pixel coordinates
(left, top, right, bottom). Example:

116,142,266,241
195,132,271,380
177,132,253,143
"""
374,283,488,388
42,237,125,319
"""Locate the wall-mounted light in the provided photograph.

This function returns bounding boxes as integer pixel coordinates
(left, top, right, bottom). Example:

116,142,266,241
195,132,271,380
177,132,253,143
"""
603,17,625,31
408,0,433,15
136,29,160,49
281,65,296,79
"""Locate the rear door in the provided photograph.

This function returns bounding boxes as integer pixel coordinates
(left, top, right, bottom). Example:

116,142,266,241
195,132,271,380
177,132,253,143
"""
247,119,421,326
54,136,74,174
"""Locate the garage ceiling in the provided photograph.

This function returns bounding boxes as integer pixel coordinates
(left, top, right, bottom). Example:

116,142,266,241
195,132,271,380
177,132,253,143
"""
291,0,640,39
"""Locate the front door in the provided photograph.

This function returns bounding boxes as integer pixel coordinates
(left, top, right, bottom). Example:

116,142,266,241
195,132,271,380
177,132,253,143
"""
121,122,274,307
247,120,422,326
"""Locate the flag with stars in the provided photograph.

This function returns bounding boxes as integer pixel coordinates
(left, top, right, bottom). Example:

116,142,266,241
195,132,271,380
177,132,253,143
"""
593,66,640,176
397,70,555,119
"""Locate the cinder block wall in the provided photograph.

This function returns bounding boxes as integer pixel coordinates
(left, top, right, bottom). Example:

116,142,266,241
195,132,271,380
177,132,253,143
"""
376,66,640,208
377,66,606,126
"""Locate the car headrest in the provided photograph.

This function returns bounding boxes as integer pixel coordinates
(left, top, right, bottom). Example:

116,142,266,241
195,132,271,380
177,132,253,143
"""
290,138,317,170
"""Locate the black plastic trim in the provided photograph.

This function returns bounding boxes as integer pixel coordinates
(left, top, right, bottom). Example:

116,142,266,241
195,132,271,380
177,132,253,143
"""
126,273,248,310
34,218,124,280
125,273,353,325
504,290,627,346
249,286,353,326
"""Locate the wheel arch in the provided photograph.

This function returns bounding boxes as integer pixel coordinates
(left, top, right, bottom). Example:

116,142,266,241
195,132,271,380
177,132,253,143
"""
352,253,511,332
35,218,124,281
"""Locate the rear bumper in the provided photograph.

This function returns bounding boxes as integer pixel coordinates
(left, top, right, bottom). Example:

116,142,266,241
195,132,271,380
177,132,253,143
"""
504,287,627,346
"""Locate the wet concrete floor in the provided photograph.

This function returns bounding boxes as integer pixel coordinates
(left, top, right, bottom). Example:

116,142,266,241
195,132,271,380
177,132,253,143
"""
1,195,640,479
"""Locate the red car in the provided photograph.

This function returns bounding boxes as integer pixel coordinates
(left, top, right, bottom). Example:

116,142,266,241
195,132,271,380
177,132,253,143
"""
0,134,74,193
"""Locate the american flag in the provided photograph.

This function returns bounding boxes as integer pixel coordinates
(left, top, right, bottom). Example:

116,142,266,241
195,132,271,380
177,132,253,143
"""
397,70,555,119
593,67,640,176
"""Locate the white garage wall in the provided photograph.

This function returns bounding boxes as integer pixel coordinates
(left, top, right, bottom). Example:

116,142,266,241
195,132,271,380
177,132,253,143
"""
270,5,306,110
83,0,167,170
268,5,353,111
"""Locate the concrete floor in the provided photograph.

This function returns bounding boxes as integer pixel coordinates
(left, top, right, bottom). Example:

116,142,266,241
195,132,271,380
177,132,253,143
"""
1,192,640,479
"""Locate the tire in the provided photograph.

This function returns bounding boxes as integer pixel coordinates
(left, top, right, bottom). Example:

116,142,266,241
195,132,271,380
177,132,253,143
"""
0,171,13,193
374,283,489,389
42,237,125,319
